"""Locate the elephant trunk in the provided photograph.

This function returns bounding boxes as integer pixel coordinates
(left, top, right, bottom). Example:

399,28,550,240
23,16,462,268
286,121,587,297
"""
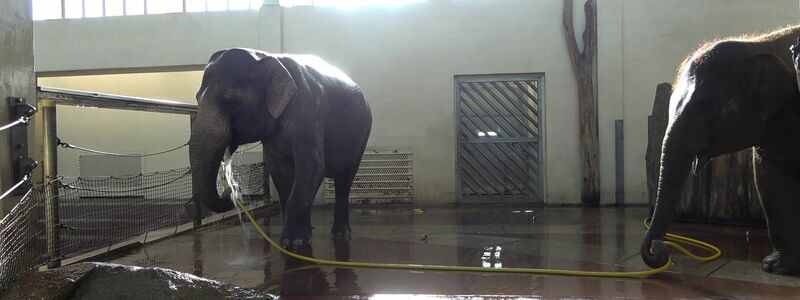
189,105,235,213
641,120,695,268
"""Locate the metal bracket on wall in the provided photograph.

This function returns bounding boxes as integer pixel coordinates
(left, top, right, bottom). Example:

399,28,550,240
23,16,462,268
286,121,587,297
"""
7,97,38,189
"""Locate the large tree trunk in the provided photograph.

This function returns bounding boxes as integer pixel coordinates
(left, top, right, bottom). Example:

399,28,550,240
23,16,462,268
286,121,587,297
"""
563,0,600,206
645,84,765,226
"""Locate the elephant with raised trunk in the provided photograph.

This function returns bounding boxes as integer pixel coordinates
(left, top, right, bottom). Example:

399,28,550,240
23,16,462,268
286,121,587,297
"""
189,48,372,249
645,25,800,275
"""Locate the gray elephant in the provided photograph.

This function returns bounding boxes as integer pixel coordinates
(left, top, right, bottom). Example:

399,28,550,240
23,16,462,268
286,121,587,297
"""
189,48,372,248
644,25,800,275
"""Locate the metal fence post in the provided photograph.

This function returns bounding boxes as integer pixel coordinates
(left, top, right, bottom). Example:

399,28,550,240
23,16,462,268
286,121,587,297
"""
42,100,60,268
615,119,624,206
189,113,202,228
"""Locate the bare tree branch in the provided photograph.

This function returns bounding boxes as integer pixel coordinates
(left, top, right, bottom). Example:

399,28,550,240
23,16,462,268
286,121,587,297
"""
563,0,581,73
563,0,600,206
581,0,597,64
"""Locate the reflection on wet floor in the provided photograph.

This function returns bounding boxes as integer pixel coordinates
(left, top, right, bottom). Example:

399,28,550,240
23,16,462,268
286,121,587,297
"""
106,207,800,299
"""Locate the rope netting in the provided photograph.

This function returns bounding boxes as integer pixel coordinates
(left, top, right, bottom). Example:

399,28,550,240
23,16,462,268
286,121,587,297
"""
0,188,47,292
0,153,268,293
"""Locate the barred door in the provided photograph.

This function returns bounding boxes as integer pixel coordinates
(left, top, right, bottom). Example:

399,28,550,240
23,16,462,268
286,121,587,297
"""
456,75,543,203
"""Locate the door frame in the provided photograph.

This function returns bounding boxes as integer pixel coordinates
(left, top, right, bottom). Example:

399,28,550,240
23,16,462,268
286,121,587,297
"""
454,73,546,205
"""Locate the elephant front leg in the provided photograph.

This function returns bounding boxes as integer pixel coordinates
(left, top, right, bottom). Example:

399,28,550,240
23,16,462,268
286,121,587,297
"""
281,152,325,250
753,152,800,275
265,153,294,217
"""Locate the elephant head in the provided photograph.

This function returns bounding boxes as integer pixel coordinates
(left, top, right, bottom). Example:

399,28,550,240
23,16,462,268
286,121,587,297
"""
642,41,798,268
190,48,297,212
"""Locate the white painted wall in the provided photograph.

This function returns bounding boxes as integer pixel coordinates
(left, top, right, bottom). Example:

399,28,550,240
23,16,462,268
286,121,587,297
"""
34,9,280,71
32,0,800,205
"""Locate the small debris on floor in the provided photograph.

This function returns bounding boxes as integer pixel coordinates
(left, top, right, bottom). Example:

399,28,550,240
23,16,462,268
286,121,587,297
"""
421,234,428,242
532,216,536,224
524,210,533,213
413,208,425,214
512,210,521,213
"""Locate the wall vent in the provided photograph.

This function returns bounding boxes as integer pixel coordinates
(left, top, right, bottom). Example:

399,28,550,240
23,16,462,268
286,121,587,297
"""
324,148,414,204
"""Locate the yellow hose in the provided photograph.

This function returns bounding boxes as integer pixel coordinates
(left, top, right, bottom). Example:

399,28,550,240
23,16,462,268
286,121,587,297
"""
238,200,721,278
643,218,723,262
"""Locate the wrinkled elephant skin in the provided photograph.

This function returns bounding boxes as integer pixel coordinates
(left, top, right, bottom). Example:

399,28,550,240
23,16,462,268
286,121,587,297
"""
189,48,372,249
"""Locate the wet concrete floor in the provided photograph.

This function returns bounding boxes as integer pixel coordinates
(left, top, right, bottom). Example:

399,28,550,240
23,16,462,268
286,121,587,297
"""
106,206,800,299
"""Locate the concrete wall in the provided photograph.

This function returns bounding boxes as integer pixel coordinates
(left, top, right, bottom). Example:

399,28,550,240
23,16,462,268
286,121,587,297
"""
32,0,800,205
282,1,586,204
1,1,35,216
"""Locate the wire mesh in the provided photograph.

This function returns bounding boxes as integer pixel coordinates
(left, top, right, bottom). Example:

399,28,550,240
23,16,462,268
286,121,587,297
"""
0,160,268,293
0,188,47,293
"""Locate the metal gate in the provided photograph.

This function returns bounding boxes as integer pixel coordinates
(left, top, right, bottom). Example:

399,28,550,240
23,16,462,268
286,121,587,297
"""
456,75,543,203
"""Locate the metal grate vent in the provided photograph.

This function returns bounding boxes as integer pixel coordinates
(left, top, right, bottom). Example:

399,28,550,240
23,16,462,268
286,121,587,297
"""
323,148,414,204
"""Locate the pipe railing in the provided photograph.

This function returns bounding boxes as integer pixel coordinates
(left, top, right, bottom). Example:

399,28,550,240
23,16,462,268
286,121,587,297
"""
37,86,197,115
34,87,199,268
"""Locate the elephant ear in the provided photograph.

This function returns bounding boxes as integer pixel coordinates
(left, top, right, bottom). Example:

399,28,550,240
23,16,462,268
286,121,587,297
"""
207,49,228,64
257,56,297,119
747,54,795,121
196,49,231,102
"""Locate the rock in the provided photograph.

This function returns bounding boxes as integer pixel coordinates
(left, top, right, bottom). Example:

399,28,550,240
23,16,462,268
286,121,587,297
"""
1,262,96,300
1,262,275,300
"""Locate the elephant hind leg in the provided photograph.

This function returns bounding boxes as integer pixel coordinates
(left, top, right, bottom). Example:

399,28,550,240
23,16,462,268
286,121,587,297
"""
331,168,358,240
753,153,800,275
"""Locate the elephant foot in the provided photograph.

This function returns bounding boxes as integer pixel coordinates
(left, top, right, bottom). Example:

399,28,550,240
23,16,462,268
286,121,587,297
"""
331,225,351,240
761,250,800,275
280,227,312,250
280,237,312,250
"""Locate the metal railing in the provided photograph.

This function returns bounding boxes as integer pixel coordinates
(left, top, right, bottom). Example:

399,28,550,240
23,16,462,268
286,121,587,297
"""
37,86,197,115
0,87,272,293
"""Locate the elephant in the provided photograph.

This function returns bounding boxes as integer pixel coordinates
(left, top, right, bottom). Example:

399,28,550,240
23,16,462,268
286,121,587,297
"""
643,25,800,275
189,48,372,249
